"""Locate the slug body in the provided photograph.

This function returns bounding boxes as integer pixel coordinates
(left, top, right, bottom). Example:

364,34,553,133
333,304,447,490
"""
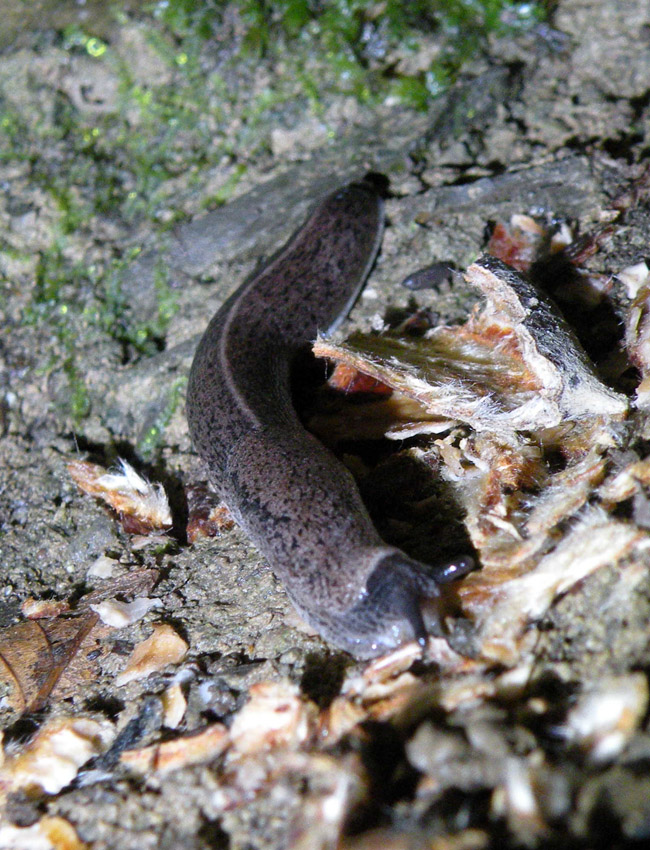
187,179,471,659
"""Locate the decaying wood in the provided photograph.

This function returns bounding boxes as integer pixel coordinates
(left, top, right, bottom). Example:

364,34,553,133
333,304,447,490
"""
314,250,644,670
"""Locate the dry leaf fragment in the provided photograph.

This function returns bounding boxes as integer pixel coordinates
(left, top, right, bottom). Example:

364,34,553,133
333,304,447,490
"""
75,569,160,613
456,435,608,570
432,673,500,714
115,624,188,686
599,455,650,503
319,697,368,746
327,363,393,397
0,570,159,715
361,641,424,683
492,757,548,841
284,753,365,850
0,716,115,798
617,260,650,299
468,509,646,664
522,448,607,536
333,643,434,728
486,215,547,271
624,263,650,407
357,671,422,721
21,599,70,619
0,616,98,714
86,555,119,579
68,458,172,534
38,817,88,850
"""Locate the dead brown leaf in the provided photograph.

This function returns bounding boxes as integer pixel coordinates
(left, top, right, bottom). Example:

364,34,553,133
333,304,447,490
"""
0,570,159,713
0,615,99,714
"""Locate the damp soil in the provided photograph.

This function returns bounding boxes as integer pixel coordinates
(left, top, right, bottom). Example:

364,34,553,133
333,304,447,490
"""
2,2,650,849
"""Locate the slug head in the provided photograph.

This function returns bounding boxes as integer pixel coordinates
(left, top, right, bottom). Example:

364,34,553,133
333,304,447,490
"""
315,550,475,660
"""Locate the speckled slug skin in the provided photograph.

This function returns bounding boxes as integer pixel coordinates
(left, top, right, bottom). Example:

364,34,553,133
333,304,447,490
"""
187,179,471,659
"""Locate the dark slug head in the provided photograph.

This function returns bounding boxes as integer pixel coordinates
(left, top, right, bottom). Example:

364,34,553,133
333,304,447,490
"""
355,171,390,198
319,551,475,660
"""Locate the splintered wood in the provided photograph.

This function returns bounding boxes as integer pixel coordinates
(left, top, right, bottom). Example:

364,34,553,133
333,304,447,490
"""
68,458,172,535
314,254,642,667
314,256,627,434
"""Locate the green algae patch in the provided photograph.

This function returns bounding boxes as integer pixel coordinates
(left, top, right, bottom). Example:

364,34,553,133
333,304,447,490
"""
0,0,544,430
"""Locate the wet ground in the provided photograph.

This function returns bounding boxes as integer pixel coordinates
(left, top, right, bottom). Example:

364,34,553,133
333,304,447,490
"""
2,2,650,848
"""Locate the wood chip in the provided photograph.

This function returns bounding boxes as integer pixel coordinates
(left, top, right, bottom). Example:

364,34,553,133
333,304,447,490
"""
68,458,172,534
115,624,188,686
0,716,115,799
161,683,187,729
228,682,317,757
0,816,88,850
120,723,228,775
90,597,162,627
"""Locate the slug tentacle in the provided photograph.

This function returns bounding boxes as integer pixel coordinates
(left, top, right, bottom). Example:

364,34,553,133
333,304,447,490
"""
187,176,473,659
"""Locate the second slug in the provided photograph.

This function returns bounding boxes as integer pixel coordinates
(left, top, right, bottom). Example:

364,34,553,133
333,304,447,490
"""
186,176,473,659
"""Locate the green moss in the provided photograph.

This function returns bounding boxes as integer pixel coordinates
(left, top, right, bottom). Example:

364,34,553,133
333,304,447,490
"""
137,375,187,461
63,355,92,421
2,0,545,432
201,163,248,209
99,253,178,357
0,111,32,160
19,243,179,422
233,0,544,107
21,248,94,422
388,76,431,112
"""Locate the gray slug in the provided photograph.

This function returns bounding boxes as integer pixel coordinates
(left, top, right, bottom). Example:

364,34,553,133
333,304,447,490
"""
186,177,473,659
